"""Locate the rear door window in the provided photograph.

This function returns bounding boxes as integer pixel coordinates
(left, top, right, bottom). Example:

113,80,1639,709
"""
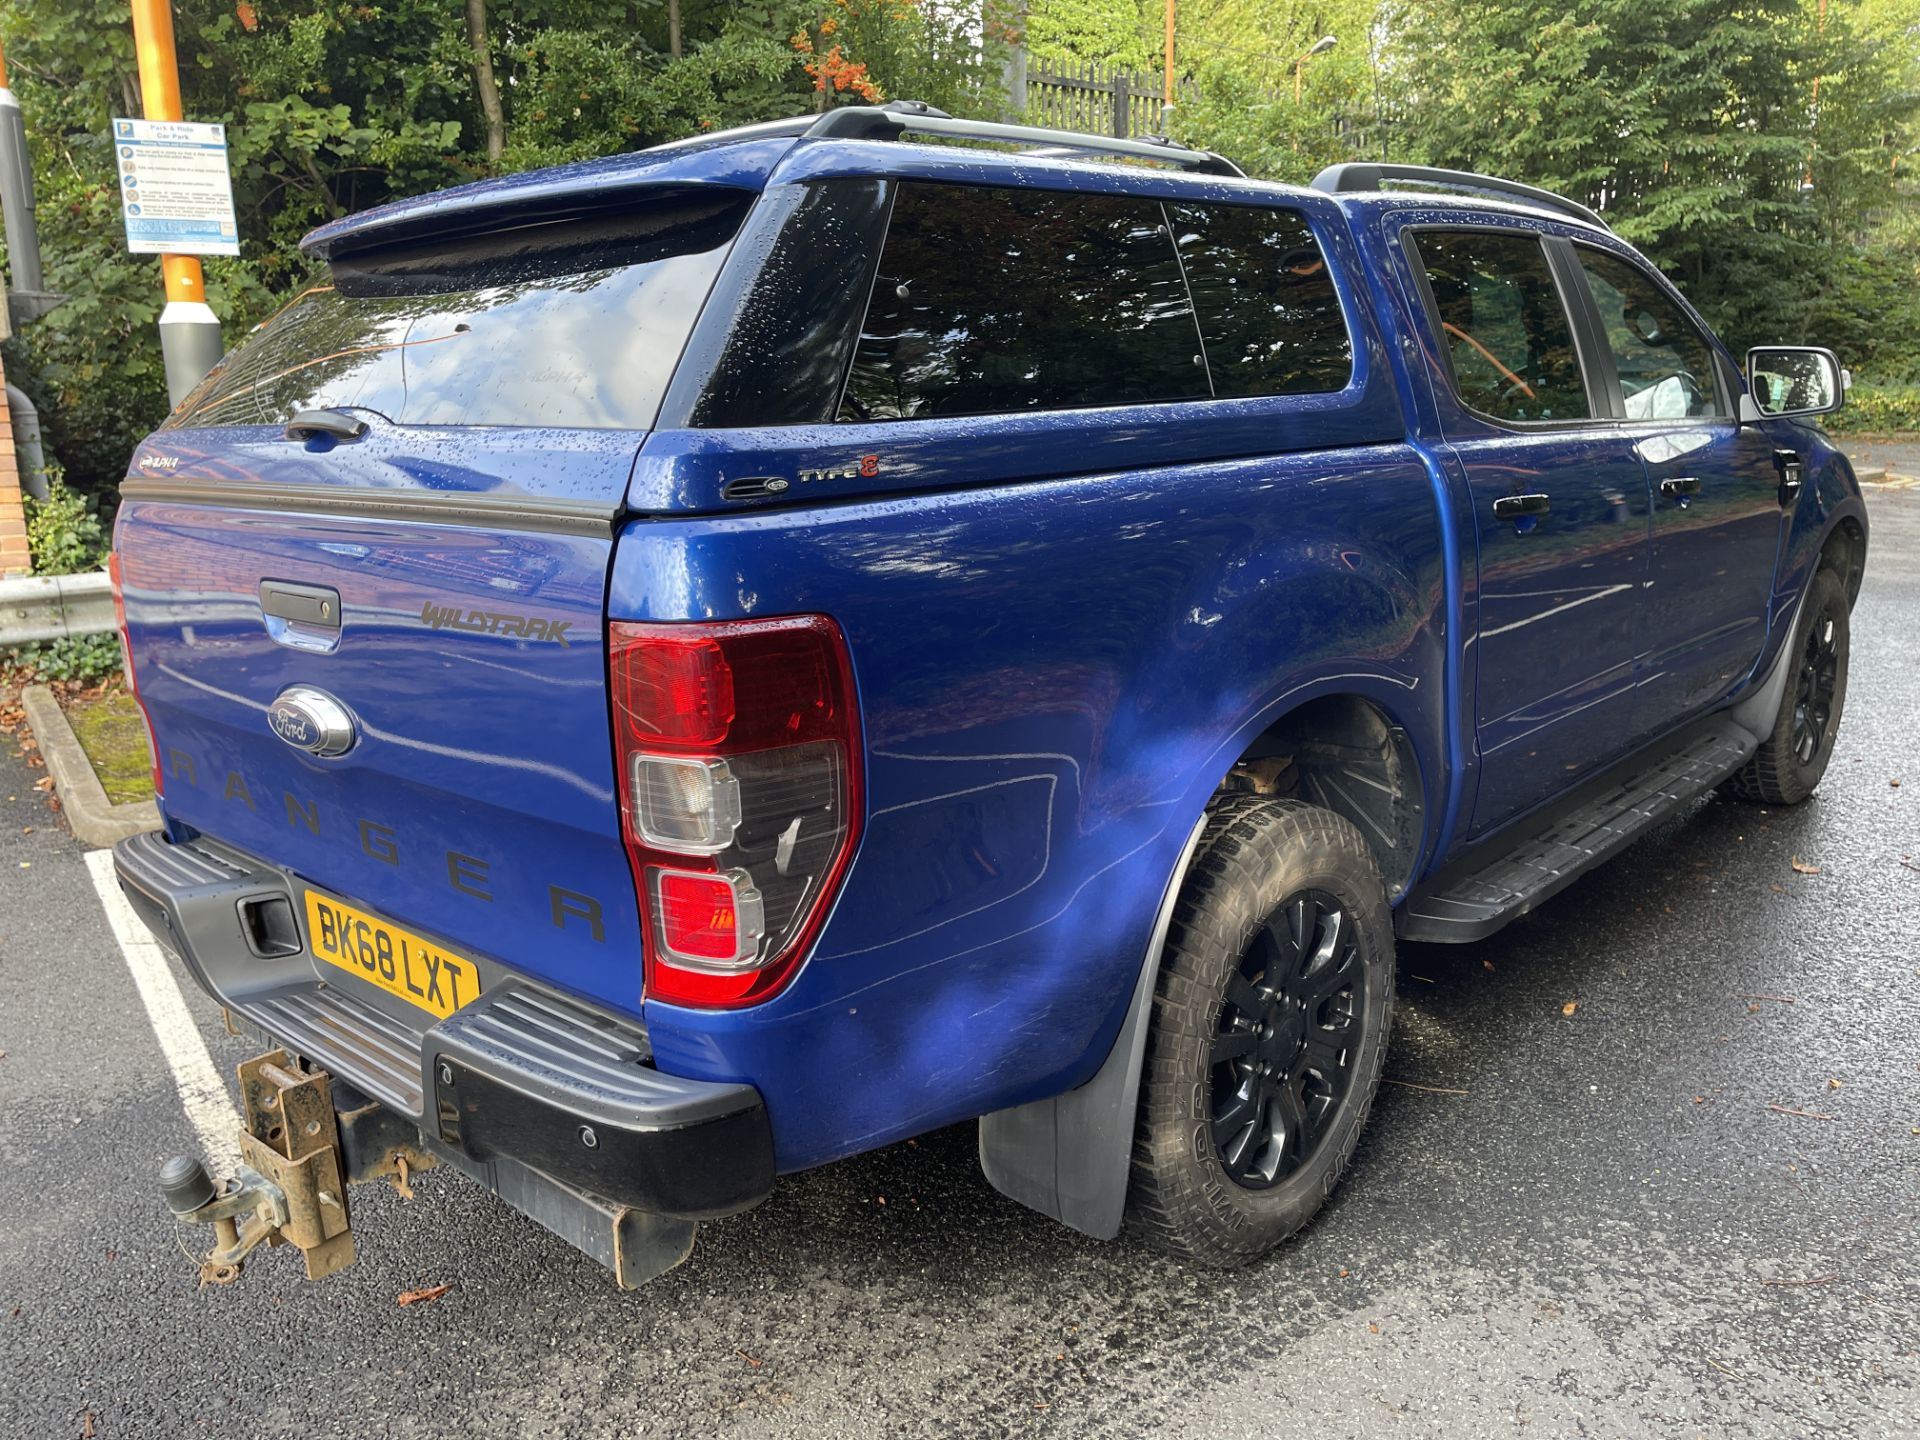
169,191,749,432
1168,203,1352,397
1412,230,1592,424
840,183,1209,421
1575,247,1723,420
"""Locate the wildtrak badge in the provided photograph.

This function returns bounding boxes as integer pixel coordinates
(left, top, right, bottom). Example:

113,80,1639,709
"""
420,601,574,648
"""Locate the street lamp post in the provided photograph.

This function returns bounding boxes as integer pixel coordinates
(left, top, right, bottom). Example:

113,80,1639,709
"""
1295,33,1336,104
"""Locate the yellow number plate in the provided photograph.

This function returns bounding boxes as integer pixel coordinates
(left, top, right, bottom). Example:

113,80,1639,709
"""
304,890,481,1021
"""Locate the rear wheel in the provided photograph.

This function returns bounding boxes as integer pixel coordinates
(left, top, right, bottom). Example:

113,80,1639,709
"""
1725,567,1850,806
1126,796,1393,1266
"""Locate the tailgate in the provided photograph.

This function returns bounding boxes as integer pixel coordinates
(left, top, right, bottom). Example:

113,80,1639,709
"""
111,181,756,1019
116,426,645,1015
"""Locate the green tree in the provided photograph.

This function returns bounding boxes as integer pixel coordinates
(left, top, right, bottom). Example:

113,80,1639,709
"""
1380,0,1920,358
0,0,1005,498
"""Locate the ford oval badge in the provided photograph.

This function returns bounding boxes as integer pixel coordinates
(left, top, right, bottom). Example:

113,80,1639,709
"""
267,686,356,758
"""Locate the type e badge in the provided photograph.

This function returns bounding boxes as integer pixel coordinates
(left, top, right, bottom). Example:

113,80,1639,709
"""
267,685,357,758
798,455,881,484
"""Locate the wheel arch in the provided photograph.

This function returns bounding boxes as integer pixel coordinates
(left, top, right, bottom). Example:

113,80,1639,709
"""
1215,690,1430,903
1820,512,1867,606
980,678,1433,1240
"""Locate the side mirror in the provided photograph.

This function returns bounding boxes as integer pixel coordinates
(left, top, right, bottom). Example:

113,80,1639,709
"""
1743,346,1846,421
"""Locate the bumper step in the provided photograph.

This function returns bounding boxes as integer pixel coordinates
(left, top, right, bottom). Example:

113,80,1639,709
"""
112,830,777,1231
249,985,425,1114
1398,722,1755,943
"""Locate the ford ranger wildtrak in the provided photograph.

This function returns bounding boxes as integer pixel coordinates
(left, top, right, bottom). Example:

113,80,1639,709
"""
111,105,1867,1287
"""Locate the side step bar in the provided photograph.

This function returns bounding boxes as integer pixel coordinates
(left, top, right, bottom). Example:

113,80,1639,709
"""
1398,592,1805,944
1396,723,1754,943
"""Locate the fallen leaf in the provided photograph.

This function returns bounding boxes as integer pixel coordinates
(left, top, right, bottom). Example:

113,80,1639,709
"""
1368,1321,1380,1334
1790,856,1821,875
1693,1095,1707,1105
397,1283,453,1307
1828,1078,1843,1089
1481,959,1495,972
1561,1001,1579,1017
1769,883,1785,894
1338,1267,1350,1278
1893,778,1903,788
81,1412,95,1439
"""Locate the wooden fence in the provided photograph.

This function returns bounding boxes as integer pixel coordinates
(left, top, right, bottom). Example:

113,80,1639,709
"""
1007,54,1389,159
1013,58,1192,141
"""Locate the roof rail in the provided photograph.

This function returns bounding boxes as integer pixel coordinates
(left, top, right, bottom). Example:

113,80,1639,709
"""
807,101,1246,178
1311,162,1609,231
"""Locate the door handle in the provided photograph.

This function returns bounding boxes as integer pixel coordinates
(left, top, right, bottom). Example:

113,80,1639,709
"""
1659,476,1702,497
1492,493,1551,519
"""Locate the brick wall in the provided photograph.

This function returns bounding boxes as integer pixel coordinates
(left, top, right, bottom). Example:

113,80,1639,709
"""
0,349,28,576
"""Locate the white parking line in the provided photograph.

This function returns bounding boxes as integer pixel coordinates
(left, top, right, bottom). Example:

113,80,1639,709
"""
85,849,242,1171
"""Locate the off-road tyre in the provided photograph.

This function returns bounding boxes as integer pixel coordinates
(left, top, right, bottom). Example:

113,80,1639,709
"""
1725,566,1850,806
1125,795,1394,1267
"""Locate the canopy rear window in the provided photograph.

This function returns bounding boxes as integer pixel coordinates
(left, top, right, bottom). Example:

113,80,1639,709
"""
168,190,750,432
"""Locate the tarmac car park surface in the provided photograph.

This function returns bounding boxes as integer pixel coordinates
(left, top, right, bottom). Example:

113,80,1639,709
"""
1,486,1916,1440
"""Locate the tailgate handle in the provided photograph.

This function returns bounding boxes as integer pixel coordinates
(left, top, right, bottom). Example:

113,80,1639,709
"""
260,581,342,652
285,408,367,442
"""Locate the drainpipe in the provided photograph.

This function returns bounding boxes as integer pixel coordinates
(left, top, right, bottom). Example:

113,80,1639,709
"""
7,382,47,499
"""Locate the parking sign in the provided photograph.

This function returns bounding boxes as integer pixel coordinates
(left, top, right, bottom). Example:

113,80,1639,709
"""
112,117,240,257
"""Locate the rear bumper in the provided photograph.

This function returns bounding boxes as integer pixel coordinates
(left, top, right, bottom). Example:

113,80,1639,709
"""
112,830,775,1221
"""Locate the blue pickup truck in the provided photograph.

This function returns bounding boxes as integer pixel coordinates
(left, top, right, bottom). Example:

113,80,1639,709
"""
112,104,1866,1287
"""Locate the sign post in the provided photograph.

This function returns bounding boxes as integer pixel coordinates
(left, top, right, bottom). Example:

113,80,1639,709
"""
127,0,226,406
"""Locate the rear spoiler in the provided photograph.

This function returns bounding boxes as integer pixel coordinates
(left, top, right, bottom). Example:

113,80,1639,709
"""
298,135,795,263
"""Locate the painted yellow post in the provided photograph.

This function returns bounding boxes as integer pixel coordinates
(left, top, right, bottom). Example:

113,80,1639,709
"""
1163,0,1175,108
129,0,224,402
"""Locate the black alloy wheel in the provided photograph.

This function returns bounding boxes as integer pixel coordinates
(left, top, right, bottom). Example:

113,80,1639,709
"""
1724,565,1850,807
1128,795,1393,1267
1791,607,1841,765
1209,889,1363,1189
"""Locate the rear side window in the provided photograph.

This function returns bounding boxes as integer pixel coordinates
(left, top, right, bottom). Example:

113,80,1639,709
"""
1413,230,1590,424
1576,247,1723,420
1169,203,1351,397
168,191,749,432
840,183,1208,421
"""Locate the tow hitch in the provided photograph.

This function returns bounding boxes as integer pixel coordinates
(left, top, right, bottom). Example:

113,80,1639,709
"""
160,1049,431,1286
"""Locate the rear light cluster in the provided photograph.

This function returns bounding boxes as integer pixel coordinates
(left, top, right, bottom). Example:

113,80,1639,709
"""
107,552,164,798
610,616,861,1008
